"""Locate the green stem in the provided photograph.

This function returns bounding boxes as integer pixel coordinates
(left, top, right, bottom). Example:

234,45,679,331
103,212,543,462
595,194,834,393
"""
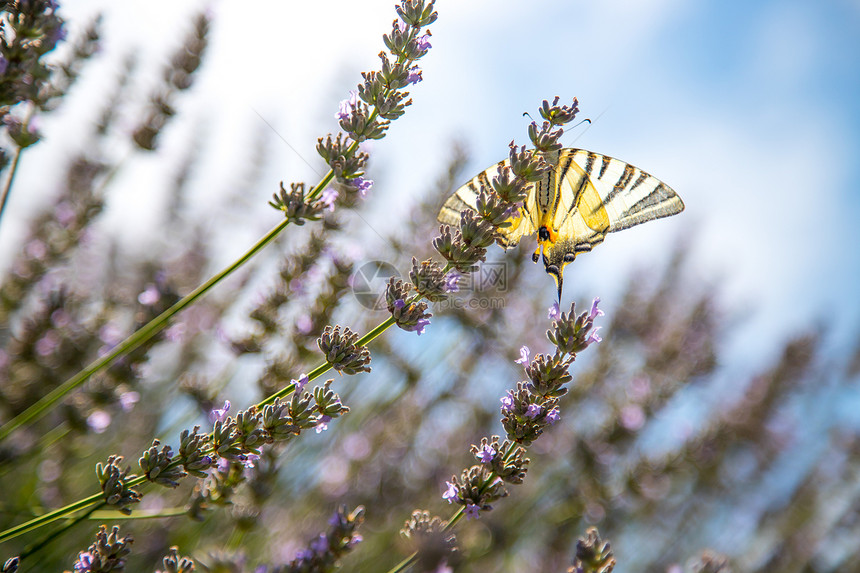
0,145,23,229
18,503,104,560
0,218,291,444
0,494,104,544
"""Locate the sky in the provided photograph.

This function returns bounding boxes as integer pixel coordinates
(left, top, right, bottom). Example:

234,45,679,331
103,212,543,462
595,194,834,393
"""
3,0,860,372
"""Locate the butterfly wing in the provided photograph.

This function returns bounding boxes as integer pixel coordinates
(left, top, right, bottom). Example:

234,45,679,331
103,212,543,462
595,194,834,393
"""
437,159,538,249
548,148,684,254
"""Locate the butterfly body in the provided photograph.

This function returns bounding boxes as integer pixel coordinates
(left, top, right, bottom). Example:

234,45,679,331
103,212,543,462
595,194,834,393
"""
438,148,684,300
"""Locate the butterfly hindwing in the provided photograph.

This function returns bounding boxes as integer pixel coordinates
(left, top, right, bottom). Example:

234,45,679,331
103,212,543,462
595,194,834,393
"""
438,159,538,249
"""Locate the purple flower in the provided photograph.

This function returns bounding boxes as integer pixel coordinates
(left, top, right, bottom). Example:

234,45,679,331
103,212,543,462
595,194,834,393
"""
464,503,481,520
589,297,604,320
514,345,530,365
311,534,329,553
138,283,160,306
320,187,338,212
500,392,514,411
292,374,309,393
587,326,602,344
477,444,495,463
74,551,94,572
442,480,458,502
444,271,461,293
211,400,231,422
240,453,260,469
547,302,561,320
394,299,406,309
347,534,363,548
35,331,60,356
546,407,561,425
295,314,313,334
353,176,373,198
416,34,432,52
336,90,359,121
406,318,430,335
119,391,140,412
406,67,423,85
525,404,541,420
315,414,332,433
88,410,112,433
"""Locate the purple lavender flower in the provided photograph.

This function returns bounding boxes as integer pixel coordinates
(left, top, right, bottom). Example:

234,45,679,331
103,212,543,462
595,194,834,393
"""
295,314,313,334
210,400,231,422
119,391,140,412
292,374,309,393
588,326,602,344
354,176,373,198
240,453,260,469
525,404,541,420
464,503,480,520
87,410,111,433
416,34,432,52
310,534,329,553
514,345,530,365
336,90,359,121
315,414,332,433
444,271,461,293
589,297,604,320
442,481,458,502
347,534,363,548
405,317,430,335
406,67,423,85
546,407,561,425
74,551,94,572
547,302,561,320
35,331,60,356
477,444,495,463
394,299,406,309
137,284,160,305
500,391,514,411
55,200,76,227
320,187,338,212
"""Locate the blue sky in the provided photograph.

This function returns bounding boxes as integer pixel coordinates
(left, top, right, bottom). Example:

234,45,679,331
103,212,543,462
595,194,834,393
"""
5,0,860,368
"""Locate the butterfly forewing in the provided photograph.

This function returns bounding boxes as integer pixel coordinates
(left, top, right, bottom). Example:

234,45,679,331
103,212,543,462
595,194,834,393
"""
566,149,684,233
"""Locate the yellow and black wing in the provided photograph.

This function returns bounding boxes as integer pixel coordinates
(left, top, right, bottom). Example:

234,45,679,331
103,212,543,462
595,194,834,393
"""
437,159,538,249
438,147,684,299
544,148,685,262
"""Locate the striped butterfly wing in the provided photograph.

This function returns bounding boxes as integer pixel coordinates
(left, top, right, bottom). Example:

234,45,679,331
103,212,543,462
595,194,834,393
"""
546,148,684,259
437,159,538,249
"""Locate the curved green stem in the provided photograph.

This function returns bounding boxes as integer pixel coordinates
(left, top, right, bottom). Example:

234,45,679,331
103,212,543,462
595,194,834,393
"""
0,217,291,444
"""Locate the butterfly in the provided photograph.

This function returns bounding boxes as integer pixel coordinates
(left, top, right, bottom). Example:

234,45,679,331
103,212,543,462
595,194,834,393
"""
438,148,684,301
